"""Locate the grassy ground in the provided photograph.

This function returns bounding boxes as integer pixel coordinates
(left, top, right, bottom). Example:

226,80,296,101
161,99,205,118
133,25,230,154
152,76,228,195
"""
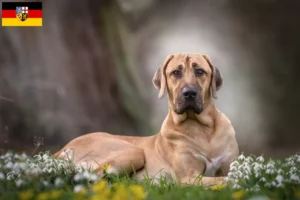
0,151,300,200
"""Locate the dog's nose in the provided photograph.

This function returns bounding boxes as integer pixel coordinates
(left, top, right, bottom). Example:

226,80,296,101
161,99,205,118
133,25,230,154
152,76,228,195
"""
182,87,198,100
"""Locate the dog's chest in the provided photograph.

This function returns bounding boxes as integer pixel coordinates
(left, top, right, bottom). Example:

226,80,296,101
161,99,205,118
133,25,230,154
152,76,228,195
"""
193,152,229,176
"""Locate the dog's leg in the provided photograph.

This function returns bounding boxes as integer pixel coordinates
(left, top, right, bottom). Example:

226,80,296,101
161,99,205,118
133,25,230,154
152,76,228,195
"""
54,133,145,175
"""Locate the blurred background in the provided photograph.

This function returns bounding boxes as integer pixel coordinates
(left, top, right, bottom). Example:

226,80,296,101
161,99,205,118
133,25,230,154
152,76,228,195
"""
0,0,300,157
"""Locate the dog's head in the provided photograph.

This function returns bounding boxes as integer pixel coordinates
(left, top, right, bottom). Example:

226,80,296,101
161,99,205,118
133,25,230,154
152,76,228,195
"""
152,53,223,115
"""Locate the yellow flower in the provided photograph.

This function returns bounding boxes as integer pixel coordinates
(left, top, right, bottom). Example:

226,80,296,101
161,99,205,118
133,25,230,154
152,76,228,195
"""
129,185,147,200
36,192,48,200
232,190,245,200
89,195,109,200
74,189,88,200
112,184,128,200
210,184,225,191
49,190,62,199
19,190,34,200
92,179,111,197
295,190,300,198
101,163,111,171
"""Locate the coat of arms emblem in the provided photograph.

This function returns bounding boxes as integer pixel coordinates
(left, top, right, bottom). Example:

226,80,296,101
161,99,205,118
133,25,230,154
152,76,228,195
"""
16,7,28,21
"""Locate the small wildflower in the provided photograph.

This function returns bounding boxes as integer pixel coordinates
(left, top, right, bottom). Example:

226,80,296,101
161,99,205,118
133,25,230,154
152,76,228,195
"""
129,185,147,200
247,195,269,200
232,190,245,200
36,192,48,200
266,168,275,174
106,166,119,175
290,174,300,182
259,177,267,183
266,163,275,169
277,169,284,174
74,185,85,193
230,161,239,168
49,190,62,199
0,172,4,180
54,177,64,187
233,184,242,190
256,156,265,163
101,163,111,171
238,154,245,161
275,175,284,183
245,157,253,163
112,183,128,200
210,184,225,190
19,190,34,200
74,173,85,182
230,166,238,172
295,190,300,198
15,179,25,187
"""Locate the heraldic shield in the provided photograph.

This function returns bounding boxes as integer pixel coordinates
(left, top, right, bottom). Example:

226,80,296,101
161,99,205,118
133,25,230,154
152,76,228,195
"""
16,7,28,21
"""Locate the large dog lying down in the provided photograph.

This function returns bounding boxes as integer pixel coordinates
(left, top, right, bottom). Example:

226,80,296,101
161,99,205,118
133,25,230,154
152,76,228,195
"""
54,53,239,185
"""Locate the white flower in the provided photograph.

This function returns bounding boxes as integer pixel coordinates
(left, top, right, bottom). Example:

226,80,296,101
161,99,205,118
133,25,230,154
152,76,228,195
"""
42,180,49,187
266,168,275,174
60,149,73,160
230,161,239,168
54,177,64,187
255,172,261,178
4,162,13,169
244,175,250,180
266,163,275,169
287,160,295,166
0,173,4,180
244,165,251,174
275,175,284,183
253,163,263,172
42,154,50,160
90,174,98,181
233,184,242,189
238,165,244,171
289,167,298,174
230,166,238,172
247,195,269,200
21,153,28,160
276,183,284,188
74,185,85,193
74,173,85,182
107,166,119,176
228,172,235,178
238,154,245,161
250,184,260,192
245,157,253,163
47,168,55,173
259,177,266,183
256,156,265,163
7,174,14,180
277,169,284,174
15,179,25,187
33,155,42,161
290,174,300,182
236,171,243,178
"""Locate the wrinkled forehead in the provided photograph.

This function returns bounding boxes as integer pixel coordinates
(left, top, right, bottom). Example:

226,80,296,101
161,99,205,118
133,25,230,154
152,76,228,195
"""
167,53,212,72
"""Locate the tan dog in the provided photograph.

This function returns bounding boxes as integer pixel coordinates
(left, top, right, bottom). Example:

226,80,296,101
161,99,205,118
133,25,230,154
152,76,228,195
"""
54,53,239,185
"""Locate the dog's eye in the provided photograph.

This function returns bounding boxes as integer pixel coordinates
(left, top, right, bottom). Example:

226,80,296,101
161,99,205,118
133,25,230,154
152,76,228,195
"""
172,70,181,77
196,69,204,75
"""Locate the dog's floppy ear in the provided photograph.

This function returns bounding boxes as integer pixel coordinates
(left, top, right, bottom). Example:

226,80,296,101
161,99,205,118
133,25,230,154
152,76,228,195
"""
152,55,174,99
202,55,223,99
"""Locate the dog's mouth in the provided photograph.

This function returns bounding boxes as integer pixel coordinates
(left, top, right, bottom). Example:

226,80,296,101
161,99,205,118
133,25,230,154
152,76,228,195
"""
174,100,203,115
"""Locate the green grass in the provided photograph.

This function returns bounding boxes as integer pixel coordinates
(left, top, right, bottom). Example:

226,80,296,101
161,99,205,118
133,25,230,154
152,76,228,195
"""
0,151,300,200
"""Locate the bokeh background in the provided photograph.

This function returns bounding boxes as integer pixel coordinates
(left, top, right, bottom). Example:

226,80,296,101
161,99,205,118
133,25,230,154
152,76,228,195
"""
0,0,300,157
